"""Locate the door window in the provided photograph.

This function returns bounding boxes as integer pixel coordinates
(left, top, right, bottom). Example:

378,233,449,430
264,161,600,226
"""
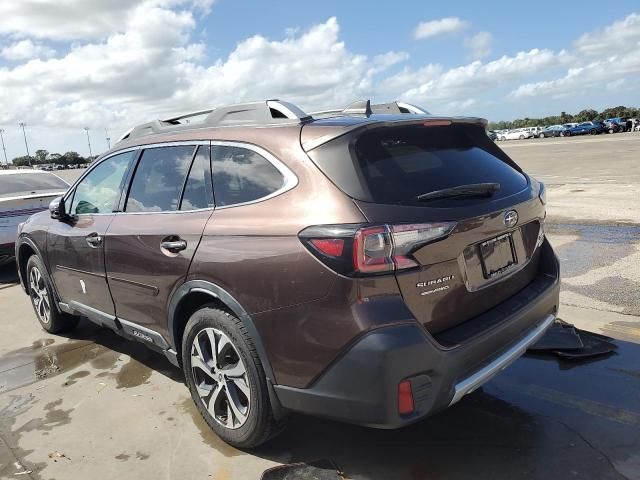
69,151,134,215
180,146,214,210
210,145,284,207
126,146,195,212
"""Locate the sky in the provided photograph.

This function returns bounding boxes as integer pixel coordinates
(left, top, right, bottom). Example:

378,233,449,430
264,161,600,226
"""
0,0,639,160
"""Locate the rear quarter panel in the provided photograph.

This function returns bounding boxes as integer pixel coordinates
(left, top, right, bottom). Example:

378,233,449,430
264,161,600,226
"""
187,133,366,313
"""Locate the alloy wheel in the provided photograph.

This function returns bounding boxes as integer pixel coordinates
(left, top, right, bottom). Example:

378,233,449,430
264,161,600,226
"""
190,327,250,429
29,266,51,324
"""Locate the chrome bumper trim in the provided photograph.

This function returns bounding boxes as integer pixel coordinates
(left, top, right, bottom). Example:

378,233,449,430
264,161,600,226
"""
449,313,555,406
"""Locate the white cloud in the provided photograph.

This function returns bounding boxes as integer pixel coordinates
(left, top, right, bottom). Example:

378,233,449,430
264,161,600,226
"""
0,0,146,40
0,13,405,139
0,0,212,40
413,17,469,40
510,49,640,99
575,12,640,56
382,48,562,113
0,39,55,60
464,31,493,60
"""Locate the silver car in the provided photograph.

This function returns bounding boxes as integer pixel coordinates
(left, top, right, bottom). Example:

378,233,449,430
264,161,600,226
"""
0,169,69,266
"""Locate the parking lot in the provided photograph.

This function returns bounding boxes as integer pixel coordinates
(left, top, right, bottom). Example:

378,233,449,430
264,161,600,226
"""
1,134,639,479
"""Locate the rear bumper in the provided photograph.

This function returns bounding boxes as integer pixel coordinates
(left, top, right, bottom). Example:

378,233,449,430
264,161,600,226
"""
274,240,559,428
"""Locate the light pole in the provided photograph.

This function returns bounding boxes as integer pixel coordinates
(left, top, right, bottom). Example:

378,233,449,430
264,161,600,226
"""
0,129,7,166
84,127,93,158
18,122,31,166
105,128,111,150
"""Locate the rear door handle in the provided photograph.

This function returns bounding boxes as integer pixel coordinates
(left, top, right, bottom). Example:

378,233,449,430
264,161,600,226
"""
86,233,103,248
161,238,187,253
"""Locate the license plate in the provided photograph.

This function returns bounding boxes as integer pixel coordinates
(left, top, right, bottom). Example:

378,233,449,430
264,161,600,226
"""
479,233,517,279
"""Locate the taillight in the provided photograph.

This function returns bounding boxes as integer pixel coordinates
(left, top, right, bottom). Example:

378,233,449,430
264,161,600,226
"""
300,222,456,276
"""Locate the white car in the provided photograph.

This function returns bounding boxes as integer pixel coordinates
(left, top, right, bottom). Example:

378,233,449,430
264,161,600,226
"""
523,126,544,138
0,170,69,266
498,128,534,141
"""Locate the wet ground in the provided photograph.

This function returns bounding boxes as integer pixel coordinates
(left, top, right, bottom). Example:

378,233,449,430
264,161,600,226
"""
1,134,639,479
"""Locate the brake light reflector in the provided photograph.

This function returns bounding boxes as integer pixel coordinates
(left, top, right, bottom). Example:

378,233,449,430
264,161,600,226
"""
398,380,414,415
310,238,344,257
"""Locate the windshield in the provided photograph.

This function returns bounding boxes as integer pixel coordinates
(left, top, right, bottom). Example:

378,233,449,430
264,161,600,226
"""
0,172,69,198
308,123,528,206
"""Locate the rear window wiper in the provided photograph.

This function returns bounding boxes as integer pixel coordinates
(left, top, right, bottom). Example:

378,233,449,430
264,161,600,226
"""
417,182,500,201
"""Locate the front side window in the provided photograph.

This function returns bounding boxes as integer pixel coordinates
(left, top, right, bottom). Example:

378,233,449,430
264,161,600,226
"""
70,151,134,215
126,146,195,212
210,145,284,207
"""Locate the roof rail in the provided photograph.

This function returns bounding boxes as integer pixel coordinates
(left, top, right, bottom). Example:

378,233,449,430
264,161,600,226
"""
309,100,429,118
117,99,312,143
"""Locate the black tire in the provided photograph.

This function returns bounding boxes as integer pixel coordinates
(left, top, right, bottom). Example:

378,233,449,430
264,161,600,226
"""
565,131,571,137
499,136,506,141
182,305,286,448
590,129,597,135
26,255,79,334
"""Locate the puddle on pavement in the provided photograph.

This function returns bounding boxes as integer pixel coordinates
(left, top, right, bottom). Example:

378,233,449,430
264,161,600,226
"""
177,397,242,458
115,357,153,389
62,370,90,387
0,394,73,479
0,320,182,393
0,334,121,393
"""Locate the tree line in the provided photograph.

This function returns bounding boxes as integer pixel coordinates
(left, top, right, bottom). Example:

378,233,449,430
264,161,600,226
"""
488,105,640,130
12,149,95,167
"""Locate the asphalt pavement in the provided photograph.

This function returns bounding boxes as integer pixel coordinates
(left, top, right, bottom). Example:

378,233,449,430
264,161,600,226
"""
1,133,639,479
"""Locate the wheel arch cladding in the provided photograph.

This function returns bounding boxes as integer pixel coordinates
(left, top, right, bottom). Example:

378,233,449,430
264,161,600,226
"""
18,241,36,290
168,280,276,382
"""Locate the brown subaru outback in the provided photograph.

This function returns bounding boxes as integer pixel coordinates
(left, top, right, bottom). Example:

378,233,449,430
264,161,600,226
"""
16,100,559,448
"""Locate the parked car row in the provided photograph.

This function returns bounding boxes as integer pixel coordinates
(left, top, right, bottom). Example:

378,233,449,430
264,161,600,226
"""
36,163,88,171
491,117,640,141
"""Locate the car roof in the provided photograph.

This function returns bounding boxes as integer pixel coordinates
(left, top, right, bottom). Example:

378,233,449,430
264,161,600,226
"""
107,99,487,156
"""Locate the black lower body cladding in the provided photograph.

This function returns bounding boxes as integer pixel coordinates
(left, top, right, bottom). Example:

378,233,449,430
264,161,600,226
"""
274,239,560,428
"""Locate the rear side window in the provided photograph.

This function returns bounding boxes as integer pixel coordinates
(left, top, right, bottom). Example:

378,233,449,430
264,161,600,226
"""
126,146,195,212
308,123,528,206
211,145,284,207
180,146,214,210
0,173,68,198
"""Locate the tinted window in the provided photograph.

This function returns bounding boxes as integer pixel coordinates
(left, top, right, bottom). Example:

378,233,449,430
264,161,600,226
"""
0,172,68,198
126,146,195,212
308,124,528,206
181,146,214,210
211,145,284,207
70,151,134,215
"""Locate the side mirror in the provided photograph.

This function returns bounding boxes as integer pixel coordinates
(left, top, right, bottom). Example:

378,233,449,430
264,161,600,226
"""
49,196,66,220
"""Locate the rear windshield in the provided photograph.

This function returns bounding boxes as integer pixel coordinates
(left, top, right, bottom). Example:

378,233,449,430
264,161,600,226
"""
308,123,528,206
0,173,68,198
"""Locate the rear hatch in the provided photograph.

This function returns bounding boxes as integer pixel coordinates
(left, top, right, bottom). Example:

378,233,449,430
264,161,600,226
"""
303,118,546,334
